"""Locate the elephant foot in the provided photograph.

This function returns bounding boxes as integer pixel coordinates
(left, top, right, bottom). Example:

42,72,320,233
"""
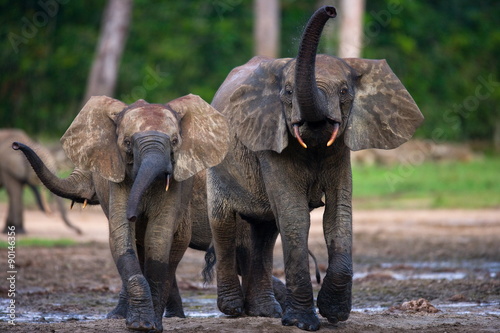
126,274,160,332
164,306,186,318
282,307,320,331
107,291,128,319
217,285,244,316
316,280,352,324
245,295,282,318
107,303,127,319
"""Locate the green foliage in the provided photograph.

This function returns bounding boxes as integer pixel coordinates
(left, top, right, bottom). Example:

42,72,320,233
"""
362,0,500,142
352,156,500,209
0,0,498,144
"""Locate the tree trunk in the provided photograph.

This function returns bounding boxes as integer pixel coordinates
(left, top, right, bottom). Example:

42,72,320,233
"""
82,0,133,104
254,0,280,58
338,0,365,58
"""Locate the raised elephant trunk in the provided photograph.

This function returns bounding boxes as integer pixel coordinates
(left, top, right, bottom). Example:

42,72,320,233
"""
295,6,336,123
126,148,172,223
12,142,97,205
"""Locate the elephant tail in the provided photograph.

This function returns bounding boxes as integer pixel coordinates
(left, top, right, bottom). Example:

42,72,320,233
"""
202,245,216,285
309,249,321,284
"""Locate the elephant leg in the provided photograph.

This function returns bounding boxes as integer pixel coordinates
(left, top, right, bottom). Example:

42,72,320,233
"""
108,201,156,331
317,170,353,324
278,211,319,330
209,199,243,316
162,223,191,319
240,218,281,318
3,175,25,234
107,284,128,319
164,278,185,318
260,158,319,330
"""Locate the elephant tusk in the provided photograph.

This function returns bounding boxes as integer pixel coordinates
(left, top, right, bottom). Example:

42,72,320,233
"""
326,123,340,147
165,174,171,192
82,199,88,209
293,124,307,149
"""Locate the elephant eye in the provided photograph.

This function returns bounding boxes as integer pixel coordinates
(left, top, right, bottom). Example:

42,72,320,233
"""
340,87,349,96
171,137,179,146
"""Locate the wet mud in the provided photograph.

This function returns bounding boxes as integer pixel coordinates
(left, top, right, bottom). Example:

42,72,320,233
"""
0,205,499,332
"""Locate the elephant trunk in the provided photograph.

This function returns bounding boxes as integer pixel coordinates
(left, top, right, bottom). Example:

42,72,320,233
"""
12,142,97,204
295,6,336,123
126,148,172,223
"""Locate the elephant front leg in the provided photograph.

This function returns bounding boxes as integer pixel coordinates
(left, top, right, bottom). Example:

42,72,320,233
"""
317,186,353,324
279,214,320,331
239,217,282,318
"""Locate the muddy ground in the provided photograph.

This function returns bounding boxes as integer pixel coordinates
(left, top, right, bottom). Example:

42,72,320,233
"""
0,203,499,332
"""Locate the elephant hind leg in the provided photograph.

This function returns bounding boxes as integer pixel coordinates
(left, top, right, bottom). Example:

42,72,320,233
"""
239,216,282,318
3,175,25,234
210,209,244,316
107,284,128,319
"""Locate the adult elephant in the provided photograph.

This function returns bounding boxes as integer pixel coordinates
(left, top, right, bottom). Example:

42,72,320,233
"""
14,94,229,332
207,6,424,331
0,129,81,234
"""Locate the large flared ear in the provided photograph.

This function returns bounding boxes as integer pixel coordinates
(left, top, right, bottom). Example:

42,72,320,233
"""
343,59,424,151
61,96,127,182
166,94,229,182
213,57,290,153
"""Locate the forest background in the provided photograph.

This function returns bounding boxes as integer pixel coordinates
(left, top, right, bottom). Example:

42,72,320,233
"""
2,0,499,146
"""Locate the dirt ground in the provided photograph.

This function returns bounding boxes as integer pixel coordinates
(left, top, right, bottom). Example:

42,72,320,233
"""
1,203,499,332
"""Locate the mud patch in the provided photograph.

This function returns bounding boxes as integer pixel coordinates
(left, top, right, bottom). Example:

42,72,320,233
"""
1,206,500,332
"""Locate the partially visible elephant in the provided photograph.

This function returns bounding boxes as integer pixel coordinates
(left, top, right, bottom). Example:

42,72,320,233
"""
0,129,81,234
14,94,229,333
207,6,423,331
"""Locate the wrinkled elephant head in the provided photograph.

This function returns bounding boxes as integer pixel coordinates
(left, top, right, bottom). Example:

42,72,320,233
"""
62,94,229,220
216,6,423,153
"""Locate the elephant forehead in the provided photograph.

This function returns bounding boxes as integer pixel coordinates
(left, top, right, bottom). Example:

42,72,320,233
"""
121,106,178,134
285,56,352,82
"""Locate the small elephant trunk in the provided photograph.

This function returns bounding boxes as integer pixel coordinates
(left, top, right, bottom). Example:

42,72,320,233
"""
295,6,336,123
126,152,172,222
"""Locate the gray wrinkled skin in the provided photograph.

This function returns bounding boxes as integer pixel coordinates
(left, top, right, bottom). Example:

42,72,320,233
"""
208,34,423,333
16,95,229,333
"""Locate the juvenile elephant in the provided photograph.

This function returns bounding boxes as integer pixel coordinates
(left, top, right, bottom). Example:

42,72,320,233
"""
0,129,81,234
14,94,229,332
207,6,423,331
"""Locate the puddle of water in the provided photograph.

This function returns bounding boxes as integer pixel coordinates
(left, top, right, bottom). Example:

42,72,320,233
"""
354,261,500,281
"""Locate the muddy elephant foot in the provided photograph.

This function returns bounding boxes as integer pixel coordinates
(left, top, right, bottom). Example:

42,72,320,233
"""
106,288,128,319
164,305,186,318
106,303,127,319
126,274,160,332
282,307,320,331
245,295,282,318
316,279,352,324
217,284,244,316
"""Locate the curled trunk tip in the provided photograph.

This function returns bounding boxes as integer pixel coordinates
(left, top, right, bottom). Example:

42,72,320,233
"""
295,6,337,123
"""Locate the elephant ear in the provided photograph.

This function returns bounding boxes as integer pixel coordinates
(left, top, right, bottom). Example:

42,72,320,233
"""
213,56,290,153
61,96,127,182
166,94,229,182
343,58,424,151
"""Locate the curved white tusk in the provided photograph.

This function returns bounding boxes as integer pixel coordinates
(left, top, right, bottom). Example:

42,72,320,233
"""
82,199,88,209
326,123,340,147
165,174,171,192
293,124,308,149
